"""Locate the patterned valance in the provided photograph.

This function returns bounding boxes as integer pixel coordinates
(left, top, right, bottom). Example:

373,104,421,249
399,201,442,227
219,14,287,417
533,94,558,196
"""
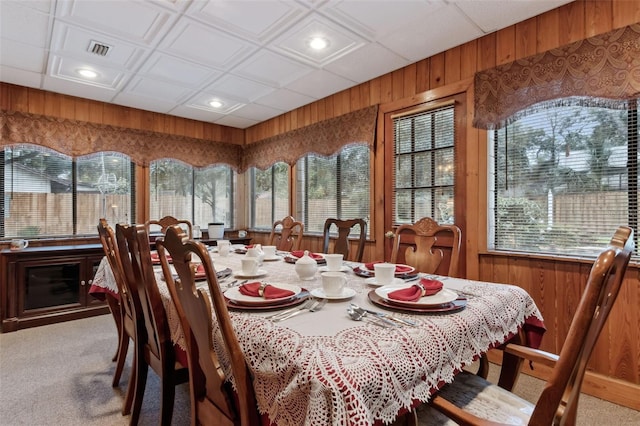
242,105,378,171
0,110,243,169
474,23,640,130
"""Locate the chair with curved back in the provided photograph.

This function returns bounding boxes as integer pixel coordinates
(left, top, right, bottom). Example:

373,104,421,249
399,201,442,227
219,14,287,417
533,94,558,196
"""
115,223,189,425
322,218,367,262
146,215,193,239
390,217,462,277
268,215,304,252
428,226,634,426
156,225,260,426
97,218,138,416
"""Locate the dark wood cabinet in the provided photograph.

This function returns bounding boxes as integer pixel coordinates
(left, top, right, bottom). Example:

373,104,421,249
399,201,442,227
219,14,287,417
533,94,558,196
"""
1,245,109,332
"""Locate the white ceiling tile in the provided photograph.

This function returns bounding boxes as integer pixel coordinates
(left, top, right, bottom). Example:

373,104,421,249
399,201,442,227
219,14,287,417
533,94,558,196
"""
270,15,366,67
287,69,355,99
234,49,315,87
160,18,257,70
50,22,147,70
0,65,43,88
232,103,284,121
48,54,127,89
111,92,175,114
255,88,315,112
214,115,260,129
42,74,118,102
324,43,409,83
169,104,226,122
124,76,193,102
184,91,246,115
138,52,219,88
0,39,47,72
204,74,275,103
0,1,51,47
55,0,175,45
186,0,309,44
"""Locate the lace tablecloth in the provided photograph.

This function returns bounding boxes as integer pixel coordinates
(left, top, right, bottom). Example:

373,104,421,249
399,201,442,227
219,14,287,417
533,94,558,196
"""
91,250,545,426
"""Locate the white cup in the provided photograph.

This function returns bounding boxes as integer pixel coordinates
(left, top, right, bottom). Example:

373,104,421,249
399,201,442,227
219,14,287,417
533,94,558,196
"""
217,240,230,257
373,262,396,285
10,239,29,250
262,245,276,259
324,253,343,271
241,257,259,276
321,272,347,296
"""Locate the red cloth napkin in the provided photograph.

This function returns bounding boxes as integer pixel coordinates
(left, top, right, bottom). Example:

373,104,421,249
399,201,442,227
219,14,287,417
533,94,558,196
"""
365,261,412,273
387,278,444,302
290,250,323,260
150,252,171,263
245,244,255,248
238,282,295,299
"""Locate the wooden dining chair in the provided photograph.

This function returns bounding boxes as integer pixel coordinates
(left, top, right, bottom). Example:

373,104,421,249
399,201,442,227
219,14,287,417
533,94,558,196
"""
115,223,189,426
97,218,138,416
156,225,260,426
322,218,367,262
268,215,304,252
390,217,462,277
146,215,193,239
428,226,634,426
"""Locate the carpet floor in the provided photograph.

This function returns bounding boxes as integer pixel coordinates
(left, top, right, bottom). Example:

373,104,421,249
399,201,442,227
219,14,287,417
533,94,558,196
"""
1,315,638,425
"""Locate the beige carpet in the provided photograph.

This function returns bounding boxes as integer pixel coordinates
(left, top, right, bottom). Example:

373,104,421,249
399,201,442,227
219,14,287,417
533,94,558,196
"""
1,315,638,425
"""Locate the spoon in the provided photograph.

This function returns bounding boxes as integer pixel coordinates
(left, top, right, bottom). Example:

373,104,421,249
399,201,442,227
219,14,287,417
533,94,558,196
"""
347,306,390,328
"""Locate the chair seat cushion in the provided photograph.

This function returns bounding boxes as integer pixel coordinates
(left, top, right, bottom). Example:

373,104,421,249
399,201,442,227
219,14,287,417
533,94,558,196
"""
435,371,534,425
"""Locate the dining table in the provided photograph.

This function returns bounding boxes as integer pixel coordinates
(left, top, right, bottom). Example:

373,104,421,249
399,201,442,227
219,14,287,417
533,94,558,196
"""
90,245,545,426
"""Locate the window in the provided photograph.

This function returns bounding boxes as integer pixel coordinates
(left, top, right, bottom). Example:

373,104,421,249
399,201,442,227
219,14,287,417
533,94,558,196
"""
295,145,370,234
1,145,135,238
491,98,638,258
249,163,289,230
392,103,455,225
150,159,235,230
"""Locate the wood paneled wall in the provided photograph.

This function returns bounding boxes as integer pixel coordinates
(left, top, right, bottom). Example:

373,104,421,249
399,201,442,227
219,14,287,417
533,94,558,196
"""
2,0,640,407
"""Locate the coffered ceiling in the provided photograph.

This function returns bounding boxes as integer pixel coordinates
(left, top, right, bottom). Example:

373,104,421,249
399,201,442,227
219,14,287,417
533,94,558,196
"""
0,0,572,129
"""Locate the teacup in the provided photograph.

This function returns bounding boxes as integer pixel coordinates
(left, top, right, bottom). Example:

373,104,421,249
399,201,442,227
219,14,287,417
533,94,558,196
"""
246,246,264,264
10,239,29,250
324,254,344,271
241,257,259,276
373,262,396,285
217,240,230,257
321,272,347,296
262,245,276,259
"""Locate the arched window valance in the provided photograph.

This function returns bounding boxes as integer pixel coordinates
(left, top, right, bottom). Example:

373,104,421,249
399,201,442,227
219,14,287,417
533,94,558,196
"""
473,23,640,130
242,105,378,171
0,110,243,169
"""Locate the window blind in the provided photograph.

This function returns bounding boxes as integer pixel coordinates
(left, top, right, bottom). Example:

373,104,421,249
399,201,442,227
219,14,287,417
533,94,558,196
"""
250,163,289,230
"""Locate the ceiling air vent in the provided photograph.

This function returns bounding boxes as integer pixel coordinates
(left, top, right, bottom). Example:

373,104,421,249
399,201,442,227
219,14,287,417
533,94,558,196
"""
88,40,111,57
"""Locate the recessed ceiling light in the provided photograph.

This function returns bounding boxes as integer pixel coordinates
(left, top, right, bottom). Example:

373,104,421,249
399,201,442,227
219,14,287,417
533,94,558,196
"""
77,68,98,78
209,100,223,108
309,37,328,50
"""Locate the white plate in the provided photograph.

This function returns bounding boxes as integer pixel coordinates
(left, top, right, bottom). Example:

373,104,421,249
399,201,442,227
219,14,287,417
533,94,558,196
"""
224,283,302,306
364,277,406,287
263,255,282,261
375,286,458,307
233,269,268,279
364,263,415,275
318,265,350,273
311,287,356,300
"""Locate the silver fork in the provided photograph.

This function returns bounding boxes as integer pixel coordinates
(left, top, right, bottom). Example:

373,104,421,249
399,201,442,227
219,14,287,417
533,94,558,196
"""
266,299,315,321
272,299,322,322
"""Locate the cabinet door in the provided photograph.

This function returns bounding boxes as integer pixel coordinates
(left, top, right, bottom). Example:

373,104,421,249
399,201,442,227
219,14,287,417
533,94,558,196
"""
18,258,83,316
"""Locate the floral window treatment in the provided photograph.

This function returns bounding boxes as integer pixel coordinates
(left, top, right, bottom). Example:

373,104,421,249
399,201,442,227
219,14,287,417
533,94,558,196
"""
473,23,640,130
0,110,243,169
242,105,378,171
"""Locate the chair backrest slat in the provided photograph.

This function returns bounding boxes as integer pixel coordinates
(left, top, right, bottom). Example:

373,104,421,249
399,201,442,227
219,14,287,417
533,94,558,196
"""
322,218,367,262
268,216,304,252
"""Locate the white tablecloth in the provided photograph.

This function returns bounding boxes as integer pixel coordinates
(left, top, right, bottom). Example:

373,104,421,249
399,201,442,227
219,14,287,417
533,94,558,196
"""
92,248,544,426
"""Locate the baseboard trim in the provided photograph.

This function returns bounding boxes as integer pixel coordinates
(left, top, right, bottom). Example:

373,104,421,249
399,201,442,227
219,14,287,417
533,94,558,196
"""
486,350,640,410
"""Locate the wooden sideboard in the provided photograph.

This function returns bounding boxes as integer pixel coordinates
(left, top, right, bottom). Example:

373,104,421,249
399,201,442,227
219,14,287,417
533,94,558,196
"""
0,244,109,332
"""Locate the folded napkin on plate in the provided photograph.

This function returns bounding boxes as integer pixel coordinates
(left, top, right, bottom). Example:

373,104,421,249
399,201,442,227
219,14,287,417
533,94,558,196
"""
238,282,295,299
365,261,412,273
387,278,444,302
290,250,323,260
151,252,171,263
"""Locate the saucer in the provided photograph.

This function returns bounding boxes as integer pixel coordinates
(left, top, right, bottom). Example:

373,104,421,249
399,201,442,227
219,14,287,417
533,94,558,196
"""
318,265,350,273
263,255,282,261
233,269,268,279
364,277,405,287
311,287,356,300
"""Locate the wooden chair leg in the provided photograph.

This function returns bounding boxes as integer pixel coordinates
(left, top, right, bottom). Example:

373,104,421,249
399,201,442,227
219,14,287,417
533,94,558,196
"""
476,353,490,379
159,373,176,426
105,294,122,362
128,349,148,425
112,333,129,387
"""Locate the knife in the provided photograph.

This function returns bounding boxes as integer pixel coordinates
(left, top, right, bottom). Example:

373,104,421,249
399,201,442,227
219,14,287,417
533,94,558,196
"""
353,304,418,327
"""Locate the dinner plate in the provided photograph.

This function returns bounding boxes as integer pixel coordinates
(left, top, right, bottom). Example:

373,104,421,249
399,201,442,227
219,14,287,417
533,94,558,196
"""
318,265,350,273
226,289,310,311
310,287,356,300
375,286,458,308
368,290,466,314
263,255,283,261
363,262,415,275
364,277,406,287
224,283,302,306
233,269,268,279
